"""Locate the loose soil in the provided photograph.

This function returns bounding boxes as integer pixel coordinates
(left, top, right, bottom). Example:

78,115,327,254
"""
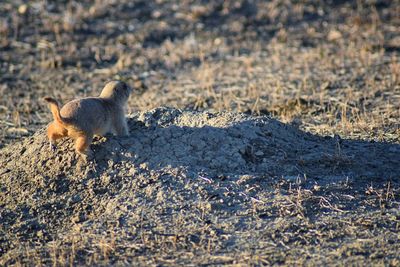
1,0,400,266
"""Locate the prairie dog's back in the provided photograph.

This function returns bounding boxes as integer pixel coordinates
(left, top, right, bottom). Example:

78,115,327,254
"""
60,98,112,134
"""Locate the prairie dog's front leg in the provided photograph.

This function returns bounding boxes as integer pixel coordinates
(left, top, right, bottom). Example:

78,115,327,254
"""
113,112,129,136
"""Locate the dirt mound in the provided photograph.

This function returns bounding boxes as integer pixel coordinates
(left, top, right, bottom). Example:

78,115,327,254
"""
1,108,399,265
0,107,302,179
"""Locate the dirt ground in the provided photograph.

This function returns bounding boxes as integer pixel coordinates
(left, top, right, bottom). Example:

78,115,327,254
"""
0,0,399,266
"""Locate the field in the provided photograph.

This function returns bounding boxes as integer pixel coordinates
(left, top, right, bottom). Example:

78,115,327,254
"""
1,0,400,266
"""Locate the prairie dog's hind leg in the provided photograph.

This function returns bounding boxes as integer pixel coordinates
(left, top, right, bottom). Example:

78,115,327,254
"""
75,133,94,161
47,122,68,151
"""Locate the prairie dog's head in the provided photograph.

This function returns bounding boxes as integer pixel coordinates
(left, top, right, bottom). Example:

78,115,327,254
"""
99,81,132,104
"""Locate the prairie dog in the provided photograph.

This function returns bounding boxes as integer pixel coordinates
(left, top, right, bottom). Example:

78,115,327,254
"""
44,80,132,160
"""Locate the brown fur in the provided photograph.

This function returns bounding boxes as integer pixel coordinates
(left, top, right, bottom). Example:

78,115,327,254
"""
44,81,132,160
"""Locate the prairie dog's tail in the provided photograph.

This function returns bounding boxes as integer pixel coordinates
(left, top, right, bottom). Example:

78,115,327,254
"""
44,97,64,124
